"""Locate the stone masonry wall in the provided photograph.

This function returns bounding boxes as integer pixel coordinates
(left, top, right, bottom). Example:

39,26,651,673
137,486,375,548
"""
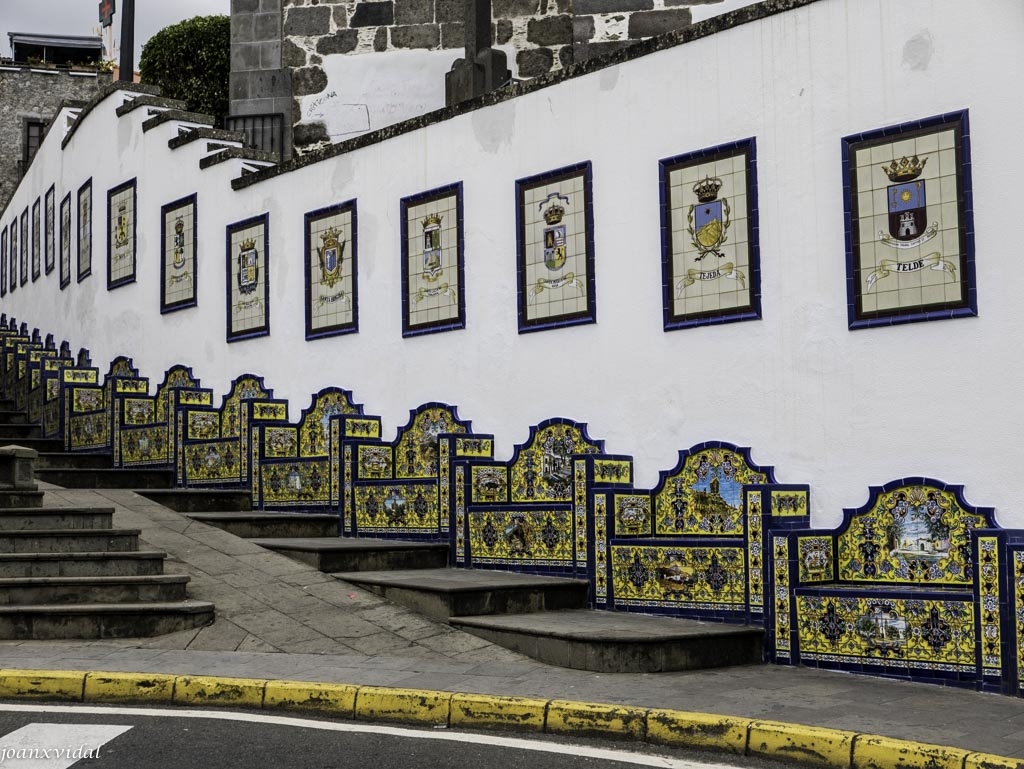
0,65,110,213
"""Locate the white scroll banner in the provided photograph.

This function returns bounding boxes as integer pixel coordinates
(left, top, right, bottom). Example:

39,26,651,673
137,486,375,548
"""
865,252,956,292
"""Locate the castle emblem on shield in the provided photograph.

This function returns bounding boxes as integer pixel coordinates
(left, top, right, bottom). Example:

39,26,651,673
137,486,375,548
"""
878,155,937,248
114,203,129,249
317,226,345,288
688,176,730,261
540,192,569,271
421,214,443,282
237,237,259,295
172,216,186,269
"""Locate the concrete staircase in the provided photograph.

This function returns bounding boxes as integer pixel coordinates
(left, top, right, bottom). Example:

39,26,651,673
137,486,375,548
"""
193,513,764,673
0,405,215,639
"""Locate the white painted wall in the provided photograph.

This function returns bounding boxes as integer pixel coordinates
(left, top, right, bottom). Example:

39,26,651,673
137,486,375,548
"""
3,0,1023,528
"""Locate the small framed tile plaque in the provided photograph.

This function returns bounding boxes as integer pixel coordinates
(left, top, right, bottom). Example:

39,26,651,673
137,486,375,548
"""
8,218,16,293
77,178,92,282
305,200,358,340
660,138,760,330
59,192,72,290
161,194,198,313
225,213,270,342
1,225,7,297
400,183,465,337
19,207,28,287
515,162,596,333
107,178,137,289
844,110,976,329
44,185,55,275
31,197,40,281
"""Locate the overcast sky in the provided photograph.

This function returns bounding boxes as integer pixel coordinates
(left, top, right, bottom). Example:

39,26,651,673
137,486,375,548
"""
1,0,229,64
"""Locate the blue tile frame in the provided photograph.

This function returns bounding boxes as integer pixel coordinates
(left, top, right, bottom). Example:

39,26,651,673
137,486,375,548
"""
59,192,71,290
160,193,198,314
843,110,976,329
31,197,40,282
1,225,7,298
225,212,271,343
660,138,761,330
77,178,92,283
515,161,596,334
106,177,138,290
399,182,465,338
304,199,359,340
19,207,28,287
8,218,16,294
44,185,55,276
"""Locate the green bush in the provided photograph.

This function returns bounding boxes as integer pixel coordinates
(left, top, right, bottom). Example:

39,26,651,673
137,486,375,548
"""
139,15,230,125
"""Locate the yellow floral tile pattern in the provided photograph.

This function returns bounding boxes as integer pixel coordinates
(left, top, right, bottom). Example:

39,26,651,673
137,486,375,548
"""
510,424,600,503
395,406,465,479
611,545,746,610
355,483,440,534
469,509,573,566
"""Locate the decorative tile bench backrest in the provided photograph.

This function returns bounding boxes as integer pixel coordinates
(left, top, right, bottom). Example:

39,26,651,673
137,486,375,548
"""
64,356,142,453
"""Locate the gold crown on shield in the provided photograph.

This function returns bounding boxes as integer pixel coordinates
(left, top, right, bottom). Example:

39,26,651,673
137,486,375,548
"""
882,155,927,182
240,237,256,251
421,213,442,229
321,226,341,243
693,176,723,203
543,202,564,225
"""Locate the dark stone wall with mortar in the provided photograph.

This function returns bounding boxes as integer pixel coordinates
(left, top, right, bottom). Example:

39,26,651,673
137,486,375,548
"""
0,66,110,214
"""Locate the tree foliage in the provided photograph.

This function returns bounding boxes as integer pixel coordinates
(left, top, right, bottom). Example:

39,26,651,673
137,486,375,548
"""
139,15,230,125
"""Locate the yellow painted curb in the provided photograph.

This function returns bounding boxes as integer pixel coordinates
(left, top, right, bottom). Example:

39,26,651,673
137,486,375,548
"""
264,680,358,717
646,708,750,755
84,672,176,702
173,675,266,708
748,720,856,768
355,686,451,725
546,700,646,740
450,693,547,732
0,669,84,701
966,753,1024,769
852,734,971,769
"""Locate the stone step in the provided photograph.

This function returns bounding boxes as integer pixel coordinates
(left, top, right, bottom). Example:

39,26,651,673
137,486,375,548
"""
136,489,252,512
0,490,43,509
0,574,189,605
450,610,765,674
36,452,112,470
0,551,168,578
0,437,64,453
0,399,15,411
0,600,215,639
187,511,338,538
0,409,28,424
334,567,590,621
251,537,449,573
0,506,114,530
0,528,140,553
0,424,41,440
34,467,174,489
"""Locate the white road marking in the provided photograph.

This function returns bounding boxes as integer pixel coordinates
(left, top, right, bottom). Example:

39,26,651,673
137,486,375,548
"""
0,703,742,769
0,722,131,768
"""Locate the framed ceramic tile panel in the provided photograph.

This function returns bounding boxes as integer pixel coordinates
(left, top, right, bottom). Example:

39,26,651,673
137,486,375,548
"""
8,219,15,293
59,192,72,290
844,110,975,329
515,162,596,333
19,207,28,286
107,178,137,289
400,183,464,337
305,200,358,339
1,226,7,297
225,213,270,342
161,193,198,313
31,198,40,281
660,138,760,329
77,178,92,282
44,185,55,275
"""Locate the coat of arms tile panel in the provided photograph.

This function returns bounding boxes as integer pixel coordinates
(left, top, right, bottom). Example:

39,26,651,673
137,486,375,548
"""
44,186,55,276
1,227,6,298
31,198,40,282
107,178,137,289
225,213,270,342
77,179,92,282
306,201,357,339
161,194,197,313
59,193,72,289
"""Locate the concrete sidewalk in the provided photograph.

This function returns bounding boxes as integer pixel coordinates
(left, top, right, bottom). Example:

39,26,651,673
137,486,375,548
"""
3,487,1023,764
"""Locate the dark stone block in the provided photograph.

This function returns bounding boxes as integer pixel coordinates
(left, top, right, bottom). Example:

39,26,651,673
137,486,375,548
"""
441,22,465,49
310,53,323,64
294,121,329,147
351,1,395,27
573,15,595,43
557,42,573,67
492,0,540,18
333,6,349,26
390,24,440,48
232,14,255,44
284,5,332,36
261,0,282,10
554,0,570,12
526,15,571,46
627,8,691,39
292,65,328,95
254,11,281,41
230,74,250,100
396,0,434,25
495,18,513,44
373,26,388,50
232,43,261,71
573,38,635,62
435,0,462,22
575,0,651,12
317,29,359,54
282,38,308,67
232,0,260,12
516,47,553,78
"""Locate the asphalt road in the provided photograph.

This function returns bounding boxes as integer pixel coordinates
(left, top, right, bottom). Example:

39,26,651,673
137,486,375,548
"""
0,704,779,769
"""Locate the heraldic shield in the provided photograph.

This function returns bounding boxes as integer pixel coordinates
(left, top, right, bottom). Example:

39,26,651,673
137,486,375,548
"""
887,180,927,241
238,238,259,295
173,217,186,269
544,224,566,270
421,214,443,282
694,200,723,250
317,227,345,289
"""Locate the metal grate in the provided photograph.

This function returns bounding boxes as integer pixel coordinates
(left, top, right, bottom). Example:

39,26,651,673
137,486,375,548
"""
225,113,284,157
